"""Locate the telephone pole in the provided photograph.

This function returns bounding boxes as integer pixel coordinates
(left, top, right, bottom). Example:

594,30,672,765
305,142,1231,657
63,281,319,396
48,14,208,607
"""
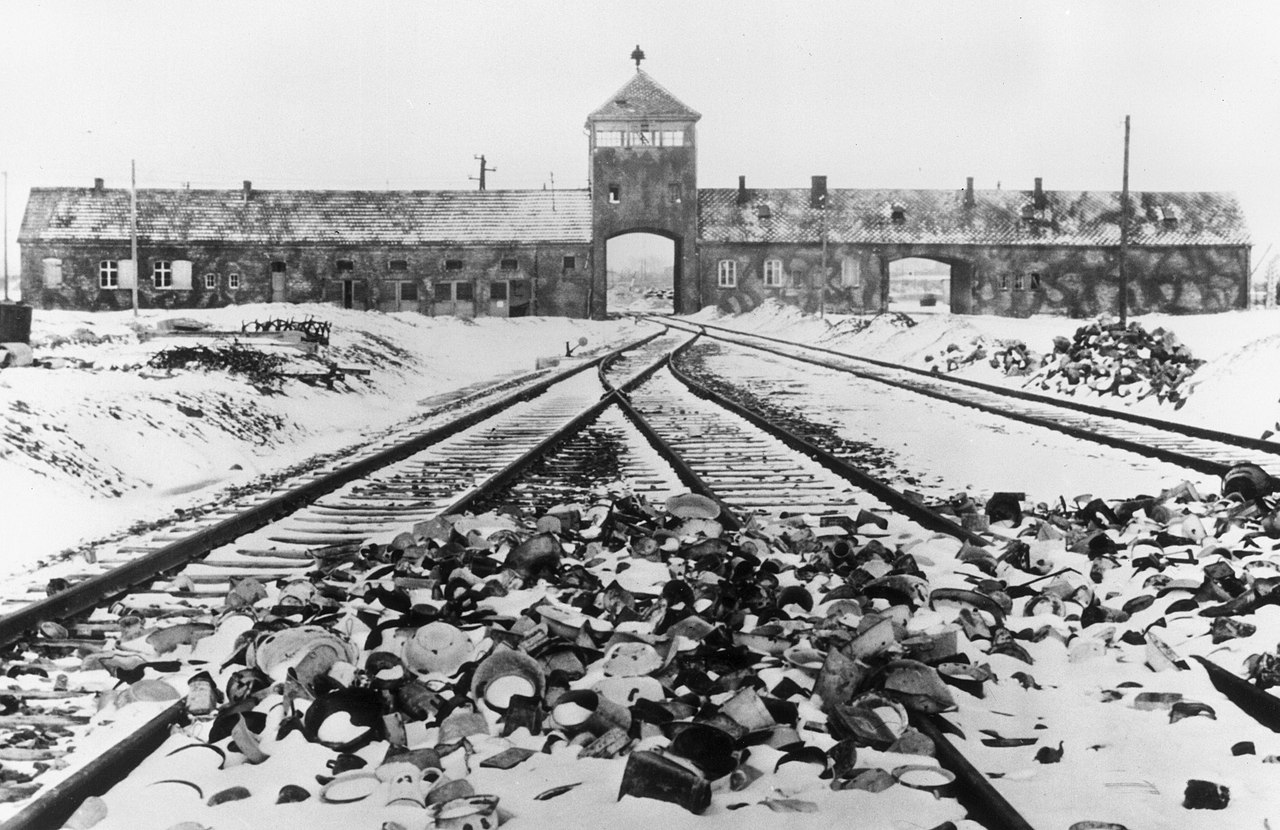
131,160,139,316
470,155,496,191
1118,115,1131,327
3,170,9,301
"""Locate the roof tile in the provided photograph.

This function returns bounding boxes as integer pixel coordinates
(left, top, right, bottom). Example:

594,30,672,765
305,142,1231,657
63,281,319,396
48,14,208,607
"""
20,188,592,246
697,187,1250,247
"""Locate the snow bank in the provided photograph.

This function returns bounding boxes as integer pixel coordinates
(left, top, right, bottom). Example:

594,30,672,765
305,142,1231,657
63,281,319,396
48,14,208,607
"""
0,304,647,572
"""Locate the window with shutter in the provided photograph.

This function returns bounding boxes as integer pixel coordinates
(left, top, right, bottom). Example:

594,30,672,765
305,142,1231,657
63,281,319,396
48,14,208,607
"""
99,260,119,288
118,260,138,289
172,260,193,290
42,258,63,287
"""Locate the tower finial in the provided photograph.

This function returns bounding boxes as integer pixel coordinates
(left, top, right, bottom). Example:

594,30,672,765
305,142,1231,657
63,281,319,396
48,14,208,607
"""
631,44,645,71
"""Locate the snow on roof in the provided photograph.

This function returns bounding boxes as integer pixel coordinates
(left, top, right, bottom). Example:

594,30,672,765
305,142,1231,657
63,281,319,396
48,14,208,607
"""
699,187,1251,247
19,187,593,246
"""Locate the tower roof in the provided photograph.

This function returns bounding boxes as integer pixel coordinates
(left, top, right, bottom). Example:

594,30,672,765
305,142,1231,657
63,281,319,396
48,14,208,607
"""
587,70,700,121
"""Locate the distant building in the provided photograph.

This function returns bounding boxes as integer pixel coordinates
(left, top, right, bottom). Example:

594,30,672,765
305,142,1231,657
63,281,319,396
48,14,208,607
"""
19,55,1250,318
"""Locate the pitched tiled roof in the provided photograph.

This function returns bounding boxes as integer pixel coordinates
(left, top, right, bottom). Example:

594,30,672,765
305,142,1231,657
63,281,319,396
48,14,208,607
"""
698,187,1250,247
19,188,592,246
587,70,701,121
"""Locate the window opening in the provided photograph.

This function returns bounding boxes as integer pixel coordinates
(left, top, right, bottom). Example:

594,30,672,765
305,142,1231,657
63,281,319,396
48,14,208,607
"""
491,282,509,301
455,282,474,301
153,260,173,288
763,259,783,287
999,273,1010,291
42,258,63,287
500,258,519,271
1013,272,1026,291
668,182,682,203
270,261,287,273
608,184,621,204
228,272,241,289
841,257,861,287
204,273,217,290
445,259,464,271
389,259,408,271
337,260,354,272
399,281,419,301
99,260,119,288
1030,272,1042,290
562,255,576,271
718,260,737,288
434,282,453,302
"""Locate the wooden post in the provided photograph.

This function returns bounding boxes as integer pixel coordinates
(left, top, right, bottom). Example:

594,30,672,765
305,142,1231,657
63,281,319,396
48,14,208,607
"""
130,160,139,316
1119,116,1130,326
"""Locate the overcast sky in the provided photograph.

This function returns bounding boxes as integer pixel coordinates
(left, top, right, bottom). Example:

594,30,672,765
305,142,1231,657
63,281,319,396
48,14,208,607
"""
3,0,1278,289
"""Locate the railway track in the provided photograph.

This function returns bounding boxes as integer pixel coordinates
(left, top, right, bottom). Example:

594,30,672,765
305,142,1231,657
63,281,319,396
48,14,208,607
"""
1,318,1277,830
649,314,1280,480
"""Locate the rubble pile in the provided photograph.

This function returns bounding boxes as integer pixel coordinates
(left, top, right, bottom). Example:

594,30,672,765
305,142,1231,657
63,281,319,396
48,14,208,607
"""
1027,321,1204,405
6,465,1280,829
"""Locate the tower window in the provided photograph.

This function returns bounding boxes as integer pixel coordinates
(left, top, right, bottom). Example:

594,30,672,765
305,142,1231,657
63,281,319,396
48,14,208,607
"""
562,256,577,271
718,260,737,288
659,130,684,147
596,130,624,147
668,182,682,203
763,259,783,287
608,184,621,204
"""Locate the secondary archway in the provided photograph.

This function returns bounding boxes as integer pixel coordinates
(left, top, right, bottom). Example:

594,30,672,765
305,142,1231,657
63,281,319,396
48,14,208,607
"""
605,232,678,314
887,257,954,314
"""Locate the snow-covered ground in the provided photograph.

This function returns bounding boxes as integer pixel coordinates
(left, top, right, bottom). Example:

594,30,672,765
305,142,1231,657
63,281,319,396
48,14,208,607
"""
2,300,1277,577
0,304,648,574
688,301,1280,442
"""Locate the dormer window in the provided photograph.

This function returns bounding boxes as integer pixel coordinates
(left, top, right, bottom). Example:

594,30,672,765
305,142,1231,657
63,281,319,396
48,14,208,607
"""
1160,206,1179,228
891,205,906,224
757,204,772,220
1020,204,1036,221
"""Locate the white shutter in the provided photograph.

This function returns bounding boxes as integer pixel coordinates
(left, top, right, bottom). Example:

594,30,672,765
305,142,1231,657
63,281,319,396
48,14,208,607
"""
172,260,193,290
42,258,63,287
118,259,137,289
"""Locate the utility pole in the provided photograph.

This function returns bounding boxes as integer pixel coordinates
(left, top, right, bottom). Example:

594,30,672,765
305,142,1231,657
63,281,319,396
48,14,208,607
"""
1118,115,1131,327
130,159,139,316
819,201,828,319
470,155,496,191
3,170,9,301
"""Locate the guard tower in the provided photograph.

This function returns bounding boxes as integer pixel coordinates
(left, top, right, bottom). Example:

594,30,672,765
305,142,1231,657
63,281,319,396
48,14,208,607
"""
587,47,701,316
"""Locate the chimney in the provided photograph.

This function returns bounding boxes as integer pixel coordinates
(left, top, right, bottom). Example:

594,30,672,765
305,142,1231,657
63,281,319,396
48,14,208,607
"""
1033,177,1046,210
93,177,104,192
737,175,749,205
810,175,827,209
242,180,253,202
964,177,975,208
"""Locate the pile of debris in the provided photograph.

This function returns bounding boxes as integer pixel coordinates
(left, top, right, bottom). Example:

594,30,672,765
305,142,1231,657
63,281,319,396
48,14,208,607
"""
1025,321,1203,405
14,462,1280,829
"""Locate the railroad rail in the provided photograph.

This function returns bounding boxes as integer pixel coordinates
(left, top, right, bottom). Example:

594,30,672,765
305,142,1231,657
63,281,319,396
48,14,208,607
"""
2,319,1276,830
648,314,1280,479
